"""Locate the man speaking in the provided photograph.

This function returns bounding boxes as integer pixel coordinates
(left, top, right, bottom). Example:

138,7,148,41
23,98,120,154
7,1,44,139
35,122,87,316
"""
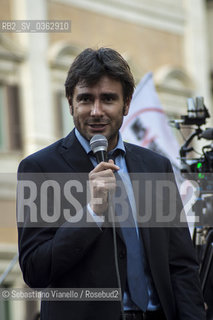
17,47,206,320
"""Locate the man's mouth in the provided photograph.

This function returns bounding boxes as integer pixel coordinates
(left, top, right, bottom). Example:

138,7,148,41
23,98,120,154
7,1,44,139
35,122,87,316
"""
87,123,108,131
89,124,107,127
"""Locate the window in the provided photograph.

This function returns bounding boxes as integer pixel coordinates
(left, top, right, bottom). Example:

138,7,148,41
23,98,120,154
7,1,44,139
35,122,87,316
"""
0,84,22,151
49,43,81,139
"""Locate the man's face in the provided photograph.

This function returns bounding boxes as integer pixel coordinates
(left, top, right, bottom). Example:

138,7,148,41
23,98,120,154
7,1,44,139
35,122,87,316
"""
69,76,130,151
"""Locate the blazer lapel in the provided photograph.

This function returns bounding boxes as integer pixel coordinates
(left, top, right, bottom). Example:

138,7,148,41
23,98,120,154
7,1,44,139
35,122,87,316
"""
124,142,147,173
59,130,94,173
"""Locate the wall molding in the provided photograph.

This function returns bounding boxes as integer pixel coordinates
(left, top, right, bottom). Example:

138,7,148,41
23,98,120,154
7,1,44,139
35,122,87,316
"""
51,0,185,34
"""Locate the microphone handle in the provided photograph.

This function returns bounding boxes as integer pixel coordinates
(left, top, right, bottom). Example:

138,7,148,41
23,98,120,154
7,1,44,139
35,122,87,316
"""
95,150,107,164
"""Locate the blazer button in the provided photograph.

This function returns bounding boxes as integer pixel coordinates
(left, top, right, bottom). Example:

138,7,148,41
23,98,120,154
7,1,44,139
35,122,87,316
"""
119,250,126,259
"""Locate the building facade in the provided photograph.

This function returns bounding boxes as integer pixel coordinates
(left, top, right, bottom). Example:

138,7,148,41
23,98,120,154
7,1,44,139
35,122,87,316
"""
0,0,212,319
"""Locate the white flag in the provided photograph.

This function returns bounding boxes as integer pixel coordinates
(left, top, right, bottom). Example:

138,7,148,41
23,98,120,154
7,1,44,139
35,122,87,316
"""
121,72,180,168
121,72,197,231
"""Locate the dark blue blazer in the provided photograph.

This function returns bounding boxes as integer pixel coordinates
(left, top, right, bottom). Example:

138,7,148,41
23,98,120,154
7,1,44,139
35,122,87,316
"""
17,130,205,320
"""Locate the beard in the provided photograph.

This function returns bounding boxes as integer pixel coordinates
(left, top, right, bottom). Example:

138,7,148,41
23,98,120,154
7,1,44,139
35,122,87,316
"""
73,116,124,150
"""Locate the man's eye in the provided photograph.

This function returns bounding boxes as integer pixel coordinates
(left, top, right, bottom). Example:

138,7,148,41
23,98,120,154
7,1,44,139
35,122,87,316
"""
81,97,91,103
103,97,113,103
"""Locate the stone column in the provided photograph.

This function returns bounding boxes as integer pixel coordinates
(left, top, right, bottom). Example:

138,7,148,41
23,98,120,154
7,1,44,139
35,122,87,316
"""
11,0,55,155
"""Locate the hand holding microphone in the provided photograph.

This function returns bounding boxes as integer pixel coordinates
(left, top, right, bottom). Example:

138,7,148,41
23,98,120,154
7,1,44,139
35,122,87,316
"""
89,135,119,216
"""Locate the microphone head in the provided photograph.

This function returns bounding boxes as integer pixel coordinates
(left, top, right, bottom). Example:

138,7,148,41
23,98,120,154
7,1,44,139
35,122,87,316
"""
90,134,108,154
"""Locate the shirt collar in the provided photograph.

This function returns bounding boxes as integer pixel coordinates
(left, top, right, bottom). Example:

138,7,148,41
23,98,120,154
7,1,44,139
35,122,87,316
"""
74,128,126,156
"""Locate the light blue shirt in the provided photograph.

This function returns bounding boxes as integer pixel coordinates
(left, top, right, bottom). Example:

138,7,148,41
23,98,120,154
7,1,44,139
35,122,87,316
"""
74,128,160,311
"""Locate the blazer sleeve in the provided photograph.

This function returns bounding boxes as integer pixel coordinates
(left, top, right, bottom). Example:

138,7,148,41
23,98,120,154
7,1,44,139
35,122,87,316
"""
169,226,206,319
17,157,103,288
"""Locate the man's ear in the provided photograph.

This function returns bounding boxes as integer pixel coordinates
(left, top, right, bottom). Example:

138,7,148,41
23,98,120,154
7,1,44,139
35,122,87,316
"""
69,105,73,115
68,96,73,115
123,97,131,116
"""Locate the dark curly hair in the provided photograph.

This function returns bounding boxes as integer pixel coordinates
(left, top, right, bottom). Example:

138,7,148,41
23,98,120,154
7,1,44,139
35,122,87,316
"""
65,47,135,105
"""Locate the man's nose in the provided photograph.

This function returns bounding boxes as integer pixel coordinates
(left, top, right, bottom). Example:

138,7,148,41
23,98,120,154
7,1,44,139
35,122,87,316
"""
90,100,104,116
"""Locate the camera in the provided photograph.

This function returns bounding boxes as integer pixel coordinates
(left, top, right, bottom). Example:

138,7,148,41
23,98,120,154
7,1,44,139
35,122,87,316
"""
171,97,213,319
171,96,213,192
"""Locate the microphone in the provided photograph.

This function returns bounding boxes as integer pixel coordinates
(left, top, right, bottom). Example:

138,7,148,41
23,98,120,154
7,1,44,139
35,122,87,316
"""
200,128,213,140
90,134,108,163
90,134,123,318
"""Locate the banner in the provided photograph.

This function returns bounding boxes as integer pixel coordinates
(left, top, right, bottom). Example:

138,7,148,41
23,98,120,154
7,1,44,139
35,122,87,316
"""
121,73,198,231
121,72,180,169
